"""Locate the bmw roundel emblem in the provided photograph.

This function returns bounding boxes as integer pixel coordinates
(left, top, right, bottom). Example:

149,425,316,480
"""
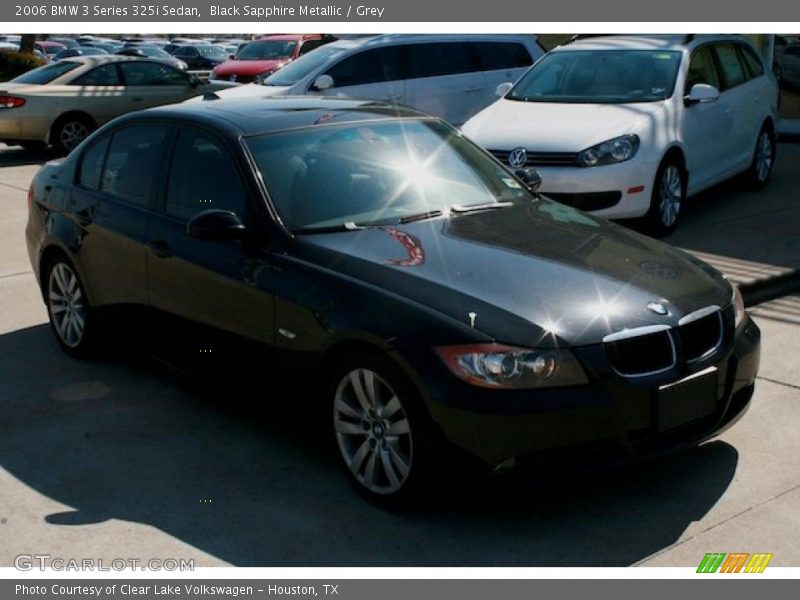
508,147,528,168
646,302,670,316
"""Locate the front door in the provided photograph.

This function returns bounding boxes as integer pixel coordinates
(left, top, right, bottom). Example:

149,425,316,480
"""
145,126,274,368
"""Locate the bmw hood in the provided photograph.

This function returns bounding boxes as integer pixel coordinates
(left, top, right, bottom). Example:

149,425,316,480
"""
294,200,731,347
462,98,666,152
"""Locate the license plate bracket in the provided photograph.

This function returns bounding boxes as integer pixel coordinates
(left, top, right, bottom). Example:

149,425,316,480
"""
657,367,718,431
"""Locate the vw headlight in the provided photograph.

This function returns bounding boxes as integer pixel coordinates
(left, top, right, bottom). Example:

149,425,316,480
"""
578,134,640,167
435,344,588,389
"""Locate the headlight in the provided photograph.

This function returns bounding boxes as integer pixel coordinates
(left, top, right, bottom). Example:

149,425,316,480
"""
209,68,218,80
434,343,588,389
577,134,639,167
732,283,746,328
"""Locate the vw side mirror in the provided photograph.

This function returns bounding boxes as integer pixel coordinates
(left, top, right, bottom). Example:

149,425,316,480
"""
312,74,334,91
495,82,513,97
685,83,720,106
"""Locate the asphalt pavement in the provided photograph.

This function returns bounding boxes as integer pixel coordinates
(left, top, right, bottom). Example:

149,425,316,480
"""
0,143,798,567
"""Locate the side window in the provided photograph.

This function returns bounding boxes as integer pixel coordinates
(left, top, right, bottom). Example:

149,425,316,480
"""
324,47,402,87
165,129,248,221
100,126,169,207
78,137,110,190
738,44,765,79
471,42,534,71
121,62,189,86
714,43,747,89
404,43,476,79
71,64,121,86
686,46,721,92
299,39,324,56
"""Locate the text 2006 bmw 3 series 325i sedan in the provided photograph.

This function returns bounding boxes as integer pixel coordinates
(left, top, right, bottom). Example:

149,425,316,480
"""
25,97,760,504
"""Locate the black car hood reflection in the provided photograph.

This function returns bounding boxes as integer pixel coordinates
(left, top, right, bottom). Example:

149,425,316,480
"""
292,199,730,347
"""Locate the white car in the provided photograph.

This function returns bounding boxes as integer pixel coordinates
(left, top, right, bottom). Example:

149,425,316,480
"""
462,35,780,233
198,34,545,126
0,55,235,153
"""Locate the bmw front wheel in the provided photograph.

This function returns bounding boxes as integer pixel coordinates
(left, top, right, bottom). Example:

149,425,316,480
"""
330,353,437,506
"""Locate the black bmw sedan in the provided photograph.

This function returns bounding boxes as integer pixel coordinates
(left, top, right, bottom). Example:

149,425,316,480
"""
25,97,760,503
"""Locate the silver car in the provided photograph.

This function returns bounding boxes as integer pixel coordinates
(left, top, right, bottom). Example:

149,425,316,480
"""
0,55,233,153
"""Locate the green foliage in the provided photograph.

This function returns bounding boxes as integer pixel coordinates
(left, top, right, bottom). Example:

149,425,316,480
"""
0,50,46,83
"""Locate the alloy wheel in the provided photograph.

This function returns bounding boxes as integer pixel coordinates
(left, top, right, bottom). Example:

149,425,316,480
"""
333,368,413,495
658,165,683,228
48,262,86,348
59,121,91,152
755,131,773,183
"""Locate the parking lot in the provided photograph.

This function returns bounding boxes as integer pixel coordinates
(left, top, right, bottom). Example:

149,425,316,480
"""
0,141,798,567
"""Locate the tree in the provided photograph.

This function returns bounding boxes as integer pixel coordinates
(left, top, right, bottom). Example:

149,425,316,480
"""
19,34,36,54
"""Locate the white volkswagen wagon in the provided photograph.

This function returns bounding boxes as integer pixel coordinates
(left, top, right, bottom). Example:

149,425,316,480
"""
462,35,779,234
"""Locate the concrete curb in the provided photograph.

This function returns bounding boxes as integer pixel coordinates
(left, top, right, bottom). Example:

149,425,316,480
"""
741,269,800,307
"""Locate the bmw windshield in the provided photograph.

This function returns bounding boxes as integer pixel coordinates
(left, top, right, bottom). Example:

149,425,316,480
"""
246,119,532,232
508,50,682,104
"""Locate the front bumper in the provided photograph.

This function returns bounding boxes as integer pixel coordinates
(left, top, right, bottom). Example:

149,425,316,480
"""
534,159,659,220
412,316,760,469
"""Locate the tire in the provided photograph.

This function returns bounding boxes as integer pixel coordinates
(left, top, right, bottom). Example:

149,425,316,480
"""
44,257,97,357
644,159,685,237
51,115,94,155
744,126,775,190
328,352,440,507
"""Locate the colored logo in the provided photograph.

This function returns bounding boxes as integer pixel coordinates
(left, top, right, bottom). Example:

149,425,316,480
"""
508,147,528,168
697,552,773,573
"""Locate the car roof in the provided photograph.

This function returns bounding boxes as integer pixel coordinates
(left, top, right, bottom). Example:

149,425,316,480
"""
552,34,753,52
326,33,537,51
127,96,430,137
60,54,150,65
255,34,319,41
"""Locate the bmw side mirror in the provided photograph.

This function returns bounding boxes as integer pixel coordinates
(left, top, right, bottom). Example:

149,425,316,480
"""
312,74,334,91
187,209,246,241
685,83,720,106
495,82,513,97
514,167,542,192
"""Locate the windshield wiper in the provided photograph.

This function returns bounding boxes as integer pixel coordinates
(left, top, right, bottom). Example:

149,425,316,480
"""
450,201,514,214
291,222,367,235
399,209,445,224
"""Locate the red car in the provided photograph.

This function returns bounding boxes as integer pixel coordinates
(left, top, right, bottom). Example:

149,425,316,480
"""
34,40,67,59
210,34,332,84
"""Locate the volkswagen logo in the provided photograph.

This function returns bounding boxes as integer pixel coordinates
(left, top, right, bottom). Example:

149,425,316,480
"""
646,302,670,316
508,147,528,168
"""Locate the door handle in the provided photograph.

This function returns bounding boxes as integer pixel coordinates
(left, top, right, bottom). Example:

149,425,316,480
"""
464,86,482,92
147,240,172,259
132,97,144,102
383,94,402,101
